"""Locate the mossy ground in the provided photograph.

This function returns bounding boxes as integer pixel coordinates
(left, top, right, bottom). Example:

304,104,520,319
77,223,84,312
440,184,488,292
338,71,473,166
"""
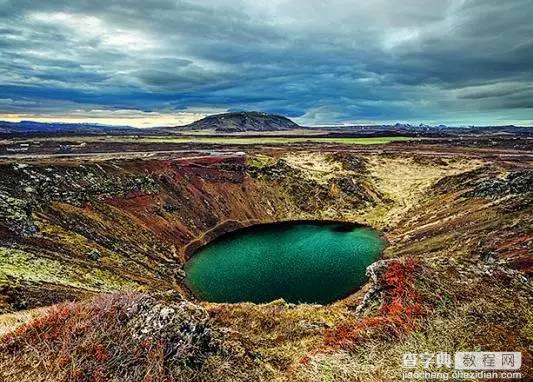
0,145,531,381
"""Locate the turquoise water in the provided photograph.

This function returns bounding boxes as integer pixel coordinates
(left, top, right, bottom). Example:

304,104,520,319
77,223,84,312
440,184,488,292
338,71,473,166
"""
184,222,385,304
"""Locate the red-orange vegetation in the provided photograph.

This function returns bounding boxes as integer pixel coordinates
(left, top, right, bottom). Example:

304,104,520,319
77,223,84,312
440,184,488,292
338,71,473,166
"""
323,258,428,351
0,293,178,382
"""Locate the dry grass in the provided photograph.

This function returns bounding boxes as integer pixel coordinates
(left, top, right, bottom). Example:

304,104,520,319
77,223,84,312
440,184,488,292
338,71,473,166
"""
363,156,483,227
0,292,234,382
323,259,429,349
1,260,530,382
282,152,346,184
290,259,533,381
0,152,529,381
0,306,50,336
206,300,352,372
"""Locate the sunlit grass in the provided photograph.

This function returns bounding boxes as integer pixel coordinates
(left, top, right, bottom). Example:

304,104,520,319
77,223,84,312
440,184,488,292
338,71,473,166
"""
6,135,415,146
142,136,415,145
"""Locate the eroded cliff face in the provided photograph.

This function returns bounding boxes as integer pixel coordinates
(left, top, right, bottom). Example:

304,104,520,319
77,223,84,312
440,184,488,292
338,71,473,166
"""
1,151,530,312
0,149,531,381
0,152,381,309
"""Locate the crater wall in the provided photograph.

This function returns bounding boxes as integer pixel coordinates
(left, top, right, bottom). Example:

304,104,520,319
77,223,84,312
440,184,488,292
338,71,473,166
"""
1,151,529,312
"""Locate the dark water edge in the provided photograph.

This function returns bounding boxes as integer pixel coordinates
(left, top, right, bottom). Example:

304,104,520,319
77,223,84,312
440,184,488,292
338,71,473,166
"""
184,221,385,304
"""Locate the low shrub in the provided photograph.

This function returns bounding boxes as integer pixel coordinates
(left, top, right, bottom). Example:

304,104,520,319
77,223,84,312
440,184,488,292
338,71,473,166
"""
0,292,219,382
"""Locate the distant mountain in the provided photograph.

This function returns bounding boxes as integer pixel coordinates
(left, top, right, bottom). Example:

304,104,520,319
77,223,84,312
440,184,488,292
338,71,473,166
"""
174,111,300,132
1,118,530,137
0,120,134,135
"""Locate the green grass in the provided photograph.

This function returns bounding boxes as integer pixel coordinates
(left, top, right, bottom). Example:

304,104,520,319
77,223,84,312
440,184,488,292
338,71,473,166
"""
12,135,415,146
0,247,139,292
142,136,415,145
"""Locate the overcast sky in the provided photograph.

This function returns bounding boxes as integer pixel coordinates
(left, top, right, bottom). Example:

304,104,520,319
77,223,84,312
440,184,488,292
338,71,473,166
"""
1,0,532,127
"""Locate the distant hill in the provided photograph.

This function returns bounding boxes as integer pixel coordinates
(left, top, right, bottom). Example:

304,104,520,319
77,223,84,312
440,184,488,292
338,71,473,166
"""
174,111,300,132
1,117,530,138
0,121,135,135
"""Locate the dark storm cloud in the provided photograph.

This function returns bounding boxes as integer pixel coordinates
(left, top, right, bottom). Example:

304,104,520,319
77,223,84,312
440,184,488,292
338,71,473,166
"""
0,0,532,125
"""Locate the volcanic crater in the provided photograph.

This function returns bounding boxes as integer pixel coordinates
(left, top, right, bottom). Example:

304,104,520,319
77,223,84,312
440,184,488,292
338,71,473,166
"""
0,146,531,381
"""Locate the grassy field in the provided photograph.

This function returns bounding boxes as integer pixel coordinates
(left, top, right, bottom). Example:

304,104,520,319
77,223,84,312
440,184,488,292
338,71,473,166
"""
3,135,415,147
142,136,415,145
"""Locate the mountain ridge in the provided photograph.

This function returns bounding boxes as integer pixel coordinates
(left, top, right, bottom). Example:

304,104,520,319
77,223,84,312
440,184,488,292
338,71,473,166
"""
173,111,301,132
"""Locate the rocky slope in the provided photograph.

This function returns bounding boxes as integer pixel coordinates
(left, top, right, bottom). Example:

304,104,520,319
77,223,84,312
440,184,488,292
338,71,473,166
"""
0,147,531,381
174,111,300,132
